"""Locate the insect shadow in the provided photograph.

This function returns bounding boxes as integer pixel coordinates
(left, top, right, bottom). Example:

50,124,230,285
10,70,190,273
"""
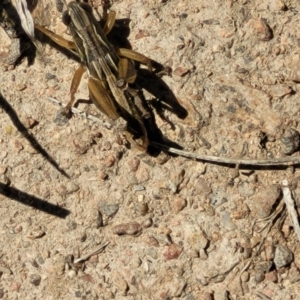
0,93,70,217
0,183,70,218
0,92,70,179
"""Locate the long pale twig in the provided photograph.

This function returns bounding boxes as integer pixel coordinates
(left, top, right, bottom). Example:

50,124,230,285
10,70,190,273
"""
282,179,300,243
48,97,300,166
73,241,110,264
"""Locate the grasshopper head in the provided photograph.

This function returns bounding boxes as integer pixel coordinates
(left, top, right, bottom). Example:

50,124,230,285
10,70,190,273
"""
62,1,93,30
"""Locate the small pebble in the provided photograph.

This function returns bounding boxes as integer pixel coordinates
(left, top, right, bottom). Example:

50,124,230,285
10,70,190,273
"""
134,202,149,216
173,196,187,212
238,181,255,197
214,290,230,300
194,178,212,196
265,270,278,283
289,62,300,82
66,221,77,231
199,249,208,260
146,247,158,260
45,73,56,80
256,261,273,273
202,292,213,300
163,244,182,260
0,266,12,275
27,228,46,240
280,128,300,155
209,189,228,207
133,184,145,191
135,29,150,39
97,202,119,217
250,18,272,41
186,225,208,250
67,270,77,279
143,235,159,247
186,249,199,258
112,222,142,236
294,245,300,268
254,272,265,283
11,282,21,292
112,272,128,295
5,125,12,135
131,257,142,268
288,265,300,284
268,0,286,11
104,154,115,167
274,245,293,268
29,274,41,286
173,67,189,77
127,157,140,172
14,83,26,91
141,218,153,228
269,84,292,98
220,210,237,230
241,271,250,282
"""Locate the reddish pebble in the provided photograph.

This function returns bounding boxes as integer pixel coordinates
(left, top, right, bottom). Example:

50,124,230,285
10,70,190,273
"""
128,157,140,172
173,197,187,212
112,222,142,236
173,67,189,77
163,244,182,260
104,155,116,167
265,270,278,283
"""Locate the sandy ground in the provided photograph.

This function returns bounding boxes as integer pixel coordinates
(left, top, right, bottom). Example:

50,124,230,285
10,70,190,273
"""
1,0,300,299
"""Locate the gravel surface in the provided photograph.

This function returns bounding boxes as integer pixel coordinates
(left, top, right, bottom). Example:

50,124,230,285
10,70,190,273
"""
1,0,300,299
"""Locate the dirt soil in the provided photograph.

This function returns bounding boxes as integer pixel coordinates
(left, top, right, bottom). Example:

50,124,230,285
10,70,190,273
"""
1,0,300,299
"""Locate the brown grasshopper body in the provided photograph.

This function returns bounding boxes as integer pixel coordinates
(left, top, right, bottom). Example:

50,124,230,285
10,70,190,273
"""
36,1,154,151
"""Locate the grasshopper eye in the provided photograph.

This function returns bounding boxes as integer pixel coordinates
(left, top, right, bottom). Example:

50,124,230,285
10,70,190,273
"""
62,11,71,26
78,2,93,13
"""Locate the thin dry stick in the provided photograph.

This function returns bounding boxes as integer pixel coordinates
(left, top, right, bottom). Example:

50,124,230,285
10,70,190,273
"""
239,201,285,294
73,241,110,264
150,142,300,166
48,97,300,166
281,179,300,243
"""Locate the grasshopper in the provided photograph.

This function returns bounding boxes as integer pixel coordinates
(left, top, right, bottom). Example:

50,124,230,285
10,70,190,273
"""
35,0,155,151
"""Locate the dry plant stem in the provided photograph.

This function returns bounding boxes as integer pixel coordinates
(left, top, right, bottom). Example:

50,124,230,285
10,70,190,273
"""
282,179,300,243
150,142,300,167
73,241,110,264
239,201,285,294
48,97,112,129
48,97,300,166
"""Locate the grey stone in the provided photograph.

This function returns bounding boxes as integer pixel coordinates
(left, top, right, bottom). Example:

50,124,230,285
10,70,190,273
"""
256,261,273,273
97,202,119,217
274,245,293,268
